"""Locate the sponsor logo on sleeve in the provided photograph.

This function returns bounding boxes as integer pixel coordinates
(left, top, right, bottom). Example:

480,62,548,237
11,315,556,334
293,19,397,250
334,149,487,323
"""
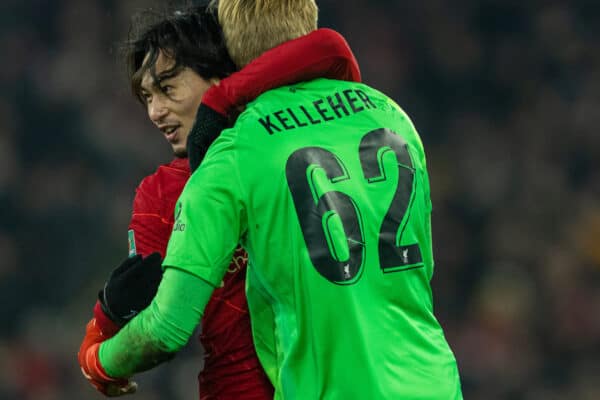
173,201,186,232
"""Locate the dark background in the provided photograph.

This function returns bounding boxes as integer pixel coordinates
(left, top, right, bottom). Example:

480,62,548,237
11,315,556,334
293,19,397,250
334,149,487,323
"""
1,0,600,399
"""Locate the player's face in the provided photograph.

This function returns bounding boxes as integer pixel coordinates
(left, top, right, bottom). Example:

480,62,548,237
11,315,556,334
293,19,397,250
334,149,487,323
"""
140,51,216,157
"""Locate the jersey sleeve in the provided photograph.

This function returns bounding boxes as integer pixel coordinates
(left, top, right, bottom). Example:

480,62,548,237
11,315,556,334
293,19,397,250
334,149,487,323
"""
163,132,246,287
203,28,361,116
99,267,214,377
128,179,173,258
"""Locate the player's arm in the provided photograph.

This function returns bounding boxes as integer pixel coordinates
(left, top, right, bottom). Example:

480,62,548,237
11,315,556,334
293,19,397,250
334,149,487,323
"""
188,28,361,170
80,137,244,382
80,267,215,376
80,252,163,396
202,28,361,116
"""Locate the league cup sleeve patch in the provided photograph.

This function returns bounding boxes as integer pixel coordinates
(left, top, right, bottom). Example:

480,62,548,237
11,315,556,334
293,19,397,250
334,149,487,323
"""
128,229,137,257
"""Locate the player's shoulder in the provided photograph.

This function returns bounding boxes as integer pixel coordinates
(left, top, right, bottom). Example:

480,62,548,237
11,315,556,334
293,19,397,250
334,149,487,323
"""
137,158,190,197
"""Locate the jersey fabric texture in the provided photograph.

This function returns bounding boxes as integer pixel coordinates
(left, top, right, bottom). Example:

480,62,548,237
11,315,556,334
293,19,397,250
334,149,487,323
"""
127,157,272,400
164,79,462,399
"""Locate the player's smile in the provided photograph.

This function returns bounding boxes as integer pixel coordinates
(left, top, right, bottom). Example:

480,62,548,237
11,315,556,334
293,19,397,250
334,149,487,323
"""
159,123,182,143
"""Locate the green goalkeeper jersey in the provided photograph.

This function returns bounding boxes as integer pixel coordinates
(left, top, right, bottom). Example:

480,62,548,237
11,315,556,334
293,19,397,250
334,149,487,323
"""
164,78,462,399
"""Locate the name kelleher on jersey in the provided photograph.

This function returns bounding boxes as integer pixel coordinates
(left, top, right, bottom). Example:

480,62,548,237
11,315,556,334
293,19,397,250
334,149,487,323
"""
257,88,377,135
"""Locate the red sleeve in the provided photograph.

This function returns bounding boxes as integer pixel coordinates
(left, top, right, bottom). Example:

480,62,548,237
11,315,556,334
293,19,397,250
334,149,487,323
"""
127,161,190,258
128,181,173,258
203,28,361,116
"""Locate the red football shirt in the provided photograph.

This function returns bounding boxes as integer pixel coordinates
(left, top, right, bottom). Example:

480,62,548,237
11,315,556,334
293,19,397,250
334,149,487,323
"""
128,157,272,400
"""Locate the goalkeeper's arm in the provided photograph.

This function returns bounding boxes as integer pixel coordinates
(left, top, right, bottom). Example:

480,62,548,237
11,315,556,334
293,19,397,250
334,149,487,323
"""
188,28,361,171
81,267,214,378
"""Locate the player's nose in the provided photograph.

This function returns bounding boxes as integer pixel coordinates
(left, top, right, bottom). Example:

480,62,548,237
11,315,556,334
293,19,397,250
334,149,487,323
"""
148,98,168,123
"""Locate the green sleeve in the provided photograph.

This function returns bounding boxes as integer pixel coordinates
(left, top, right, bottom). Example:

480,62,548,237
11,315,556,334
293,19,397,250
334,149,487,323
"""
98,267,214,377
163,129,246,287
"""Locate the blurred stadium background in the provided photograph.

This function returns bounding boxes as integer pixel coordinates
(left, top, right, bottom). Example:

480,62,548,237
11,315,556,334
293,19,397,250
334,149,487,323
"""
1,0,600,399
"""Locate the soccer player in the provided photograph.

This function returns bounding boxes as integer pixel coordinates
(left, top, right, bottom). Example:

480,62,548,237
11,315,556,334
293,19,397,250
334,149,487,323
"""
79,1,462,398
78,2,361,398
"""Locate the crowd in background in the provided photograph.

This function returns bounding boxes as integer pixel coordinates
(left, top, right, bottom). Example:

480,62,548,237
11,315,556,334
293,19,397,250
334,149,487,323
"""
1,0,599,398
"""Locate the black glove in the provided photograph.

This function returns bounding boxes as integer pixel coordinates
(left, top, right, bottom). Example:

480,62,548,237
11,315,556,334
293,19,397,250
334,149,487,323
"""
187,103,231,172
99,252,163,327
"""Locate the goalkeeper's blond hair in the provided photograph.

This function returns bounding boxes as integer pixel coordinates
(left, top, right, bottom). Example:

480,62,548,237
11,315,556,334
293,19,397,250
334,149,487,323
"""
213,0,318,68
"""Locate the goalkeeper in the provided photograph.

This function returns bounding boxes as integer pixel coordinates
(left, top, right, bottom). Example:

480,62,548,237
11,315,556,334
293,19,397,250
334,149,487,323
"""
77,2,361,398
79,0,462,399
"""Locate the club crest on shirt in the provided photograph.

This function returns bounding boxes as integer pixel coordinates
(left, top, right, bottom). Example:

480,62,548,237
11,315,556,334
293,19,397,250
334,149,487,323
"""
173,201,186,232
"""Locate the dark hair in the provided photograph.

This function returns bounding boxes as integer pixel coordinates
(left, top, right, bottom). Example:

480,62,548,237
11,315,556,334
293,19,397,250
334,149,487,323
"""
125,3,236,104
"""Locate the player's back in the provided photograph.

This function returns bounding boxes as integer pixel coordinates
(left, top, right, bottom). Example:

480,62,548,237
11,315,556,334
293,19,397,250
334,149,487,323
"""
227,78,462,399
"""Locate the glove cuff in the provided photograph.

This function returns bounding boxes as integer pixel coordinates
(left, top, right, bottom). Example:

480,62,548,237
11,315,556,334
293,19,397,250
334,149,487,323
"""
93,300,121,337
